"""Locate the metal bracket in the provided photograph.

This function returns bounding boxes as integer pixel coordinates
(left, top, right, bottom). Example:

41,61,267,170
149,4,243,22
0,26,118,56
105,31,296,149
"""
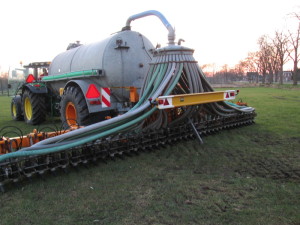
188,118,203,144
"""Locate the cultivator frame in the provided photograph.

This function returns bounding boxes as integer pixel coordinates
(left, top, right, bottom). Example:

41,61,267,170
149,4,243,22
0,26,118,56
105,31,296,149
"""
0,112,255,192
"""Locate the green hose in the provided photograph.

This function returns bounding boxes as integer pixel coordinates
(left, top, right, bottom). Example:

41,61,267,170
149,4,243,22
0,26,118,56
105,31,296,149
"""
0,63,178,162
0,108,157,161
0,57,253,163
132,63,166,110
165,63,183,95
61,63,168,141
0,46,256,164
225,101,251,110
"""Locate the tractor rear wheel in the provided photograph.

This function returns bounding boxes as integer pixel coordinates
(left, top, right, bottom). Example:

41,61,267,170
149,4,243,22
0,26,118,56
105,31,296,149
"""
22,89,46,125
11,95,24,121
60,86,90,129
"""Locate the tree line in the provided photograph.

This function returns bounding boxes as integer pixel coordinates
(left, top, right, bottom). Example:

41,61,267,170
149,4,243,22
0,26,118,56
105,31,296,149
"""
203,12,300,85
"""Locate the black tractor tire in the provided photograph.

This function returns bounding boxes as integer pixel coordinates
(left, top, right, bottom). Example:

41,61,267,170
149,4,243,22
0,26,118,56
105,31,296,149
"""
11,95,24,121
22,89,46,125
60,86,90,129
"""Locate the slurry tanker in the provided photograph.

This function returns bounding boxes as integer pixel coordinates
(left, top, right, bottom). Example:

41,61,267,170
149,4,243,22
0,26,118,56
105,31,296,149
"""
0,10,256,191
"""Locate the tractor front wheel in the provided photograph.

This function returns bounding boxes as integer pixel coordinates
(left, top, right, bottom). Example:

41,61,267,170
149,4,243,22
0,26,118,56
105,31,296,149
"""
11,95,24,121
22,90,46,125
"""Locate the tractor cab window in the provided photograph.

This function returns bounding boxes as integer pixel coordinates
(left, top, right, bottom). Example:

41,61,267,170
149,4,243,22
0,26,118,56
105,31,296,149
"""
39,68,48,79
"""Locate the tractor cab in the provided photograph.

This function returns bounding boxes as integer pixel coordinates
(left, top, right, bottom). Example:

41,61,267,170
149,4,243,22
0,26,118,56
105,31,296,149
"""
23,62,51,81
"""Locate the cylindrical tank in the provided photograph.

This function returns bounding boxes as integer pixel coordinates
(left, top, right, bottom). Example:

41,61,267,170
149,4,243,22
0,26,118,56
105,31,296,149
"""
47,30,154,101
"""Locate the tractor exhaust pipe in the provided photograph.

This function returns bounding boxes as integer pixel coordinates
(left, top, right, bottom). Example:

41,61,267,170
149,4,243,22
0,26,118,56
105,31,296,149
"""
122,10,176,45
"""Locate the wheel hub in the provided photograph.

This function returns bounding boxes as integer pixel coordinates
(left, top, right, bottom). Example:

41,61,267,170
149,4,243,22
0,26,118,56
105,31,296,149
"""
65,102,77,127
24,97,32,120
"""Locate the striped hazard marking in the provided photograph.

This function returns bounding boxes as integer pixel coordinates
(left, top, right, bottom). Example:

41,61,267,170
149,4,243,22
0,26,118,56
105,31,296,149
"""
101,87,111,108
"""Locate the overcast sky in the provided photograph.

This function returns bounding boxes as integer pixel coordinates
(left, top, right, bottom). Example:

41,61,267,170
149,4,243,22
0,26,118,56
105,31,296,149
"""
0,0,299,72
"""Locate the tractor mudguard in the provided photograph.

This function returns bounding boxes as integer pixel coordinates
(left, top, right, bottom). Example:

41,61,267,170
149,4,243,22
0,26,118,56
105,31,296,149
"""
23,83,48,94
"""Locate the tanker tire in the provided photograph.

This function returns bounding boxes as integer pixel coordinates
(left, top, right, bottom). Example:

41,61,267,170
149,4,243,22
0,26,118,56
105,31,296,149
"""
11,95,24,121
60,86,90,129
22,89,46,125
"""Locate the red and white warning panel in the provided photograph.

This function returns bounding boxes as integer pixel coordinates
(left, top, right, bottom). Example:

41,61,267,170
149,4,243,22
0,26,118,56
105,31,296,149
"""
85,84,101,105
224,90,238,100
86,84,100,99
157,90,238,109
26,74,36,83
157,97,174,109
101,87,111,108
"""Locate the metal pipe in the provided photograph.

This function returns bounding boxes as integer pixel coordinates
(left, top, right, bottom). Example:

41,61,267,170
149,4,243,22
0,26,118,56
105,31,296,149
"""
123,10,175,45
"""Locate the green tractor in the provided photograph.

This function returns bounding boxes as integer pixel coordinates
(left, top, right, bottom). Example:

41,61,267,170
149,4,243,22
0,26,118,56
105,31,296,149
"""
11,62,53,125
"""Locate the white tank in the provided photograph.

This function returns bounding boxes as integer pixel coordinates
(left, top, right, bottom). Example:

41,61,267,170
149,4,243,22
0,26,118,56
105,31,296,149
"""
48,30,154,99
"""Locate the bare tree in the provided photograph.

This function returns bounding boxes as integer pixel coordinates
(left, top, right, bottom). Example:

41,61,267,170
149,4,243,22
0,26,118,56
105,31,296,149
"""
201,63,217,77
243,52,260,82
288,12,300,85
235,60,247,76
272,31,290,84
257,35,274,84
245,52,259,72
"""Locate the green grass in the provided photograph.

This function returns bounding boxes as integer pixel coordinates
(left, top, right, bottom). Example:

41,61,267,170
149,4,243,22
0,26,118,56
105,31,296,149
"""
0,87,300,225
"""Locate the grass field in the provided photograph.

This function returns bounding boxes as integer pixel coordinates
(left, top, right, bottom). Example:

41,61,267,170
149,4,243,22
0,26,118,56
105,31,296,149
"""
0,87,299,225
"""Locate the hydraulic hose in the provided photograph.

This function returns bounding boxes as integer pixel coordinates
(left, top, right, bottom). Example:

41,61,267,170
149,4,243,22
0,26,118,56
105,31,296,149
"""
32,64,170,146
0,44,255,163
61,63,175,143
0,107,157,161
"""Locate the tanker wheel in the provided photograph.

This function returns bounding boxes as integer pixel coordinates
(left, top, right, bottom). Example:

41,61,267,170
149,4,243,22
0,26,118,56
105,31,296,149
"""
60,86,90,129
11,95,24,121
22,90,46,125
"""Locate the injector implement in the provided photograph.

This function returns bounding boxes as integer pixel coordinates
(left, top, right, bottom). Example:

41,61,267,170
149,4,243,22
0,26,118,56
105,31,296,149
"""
0,10,256,191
